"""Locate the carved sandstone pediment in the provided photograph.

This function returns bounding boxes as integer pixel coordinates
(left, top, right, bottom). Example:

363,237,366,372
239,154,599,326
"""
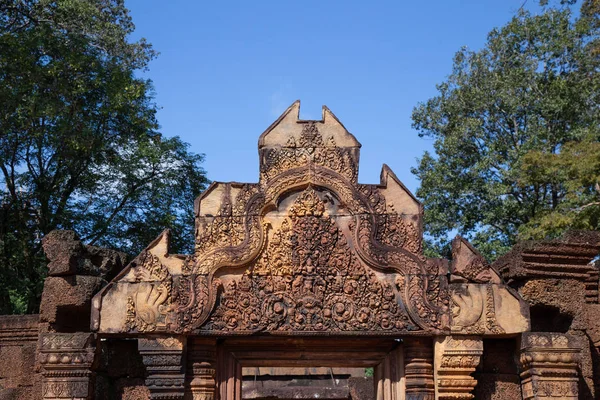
92,101,529,336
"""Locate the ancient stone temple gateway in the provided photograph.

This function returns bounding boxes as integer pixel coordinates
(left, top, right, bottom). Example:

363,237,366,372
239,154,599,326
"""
1,101,600,399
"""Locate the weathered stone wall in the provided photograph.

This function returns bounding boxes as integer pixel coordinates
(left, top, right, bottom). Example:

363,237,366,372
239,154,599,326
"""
39,230,127,333
0,315,41,400
0,230,128,400
495,230,600,399
473,339,522,400
95,338,149,400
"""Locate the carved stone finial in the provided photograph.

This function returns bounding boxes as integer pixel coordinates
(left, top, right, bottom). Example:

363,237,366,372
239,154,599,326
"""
298,122,324,148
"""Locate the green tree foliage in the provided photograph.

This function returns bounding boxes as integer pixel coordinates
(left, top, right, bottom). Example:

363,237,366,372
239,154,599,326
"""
412,0,600,260
518,136,600,238
0,0,209,314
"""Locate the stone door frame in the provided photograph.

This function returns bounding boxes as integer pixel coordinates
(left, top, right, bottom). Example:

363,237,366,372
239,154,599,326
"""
213,336,429,400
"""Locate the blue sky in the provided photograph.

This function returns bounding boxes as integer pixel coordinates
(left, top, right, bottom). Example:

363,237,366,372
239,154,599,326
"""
127,0,536,195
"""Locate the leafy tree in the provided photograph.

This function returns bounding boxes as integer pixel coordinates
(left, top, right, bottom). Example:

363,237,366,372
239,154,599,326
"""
518,135,600,239
0,0,209,314
412,0,600,260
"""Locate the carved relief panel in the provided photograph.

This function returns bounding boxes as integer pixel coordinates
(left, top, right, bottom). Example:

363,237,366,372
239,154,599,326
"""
92,101,528,339
203,186,423,333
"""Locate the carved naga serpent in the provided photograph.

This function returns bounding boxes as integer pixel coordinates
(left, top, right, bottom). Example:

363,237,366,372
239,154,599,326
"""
174,191,269,333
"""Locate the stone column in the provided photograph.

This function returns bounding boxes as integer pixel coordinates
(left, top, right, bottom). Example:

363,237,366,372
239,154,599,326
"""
139,336,186,400
374,346,405,400
39,333,96,400
435,336,483,400
216,346,242,400
404,337,435,400
186,338,217,400
520,332,582,400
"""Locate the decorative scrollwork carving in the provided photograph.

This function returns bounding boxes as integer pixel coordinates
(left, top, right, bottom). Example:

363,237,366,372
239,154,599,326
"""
101,104,520,337
202,187,419,333
461,256,490,282
350,214,449,331
123,163,449,334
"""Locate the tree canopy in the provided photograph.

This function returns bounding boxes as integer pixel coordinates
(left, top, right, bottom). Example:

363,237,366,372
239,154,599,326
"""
412,0,600,260
0,0,209,314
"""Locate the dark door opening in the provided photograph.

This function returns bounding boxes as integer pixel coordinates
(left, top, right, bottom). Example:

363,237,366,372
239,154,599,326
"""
242,366,372,399
216,337,401,400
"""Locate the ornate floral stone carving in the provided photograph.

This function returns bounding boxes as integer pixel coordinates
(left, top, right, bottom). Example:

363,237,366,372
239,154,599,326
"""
39,333,96,400
435,336,483,400
260,121,359,183
92,101,528,341
203,187,419,333
520,332,582,400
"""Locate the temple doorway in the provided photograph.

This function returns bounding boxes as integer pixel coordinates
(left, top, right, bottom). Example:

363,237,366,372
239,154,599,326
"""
213,337,407,400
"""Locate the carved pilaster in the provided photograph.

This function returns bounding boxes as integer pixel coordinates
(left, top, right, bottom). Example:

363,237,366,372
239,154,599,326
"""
39,333,96,400
520,332,581,400
139,336,186,400
186,338,217,400
404,338,435,400
435,336,483,400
